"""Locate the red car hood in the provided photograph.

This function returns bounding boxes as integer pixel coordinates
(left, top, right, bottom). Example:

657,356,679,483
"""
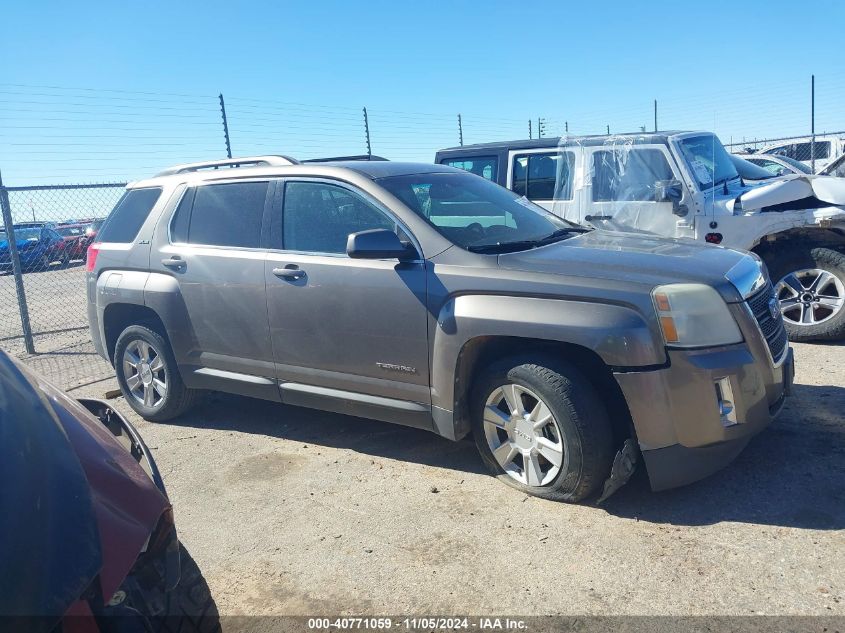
35,375,170,603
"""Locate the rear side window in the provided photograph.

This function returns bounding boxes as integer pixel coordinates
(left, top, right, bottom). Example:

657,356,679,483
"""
98,187,162,243
511,152,576,200
170,181,268,248
441,156,498,181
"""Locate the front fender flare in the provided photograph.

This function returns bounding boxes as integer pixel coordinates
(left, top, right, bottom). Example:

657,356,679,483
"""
430,294,664,418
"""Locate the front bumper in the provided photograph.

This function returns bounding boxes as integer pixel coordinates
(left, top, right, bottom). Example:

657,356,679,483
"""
614,343,793,492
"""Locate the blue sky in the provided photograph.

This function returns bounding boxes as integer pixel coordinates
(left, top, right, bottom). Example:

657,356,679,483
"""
1,0,843,183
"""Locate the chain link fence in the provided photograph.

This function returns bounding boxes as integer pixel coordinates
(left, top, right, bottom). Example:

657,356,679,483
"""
0,182,126,389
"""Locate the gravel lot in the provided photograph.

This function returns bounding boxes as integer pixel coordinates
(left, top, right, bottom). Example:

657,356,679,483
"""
62,341,845,617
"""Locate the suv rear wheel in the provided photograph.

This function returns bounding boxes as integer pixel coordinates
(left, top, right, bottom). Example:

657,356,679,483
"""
471,359,614,503
114,325,200,421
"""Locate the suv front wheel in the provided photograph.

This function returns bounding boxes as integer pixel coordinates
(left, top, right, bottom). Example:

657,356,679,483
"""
471,359,614,503
114,325,199,421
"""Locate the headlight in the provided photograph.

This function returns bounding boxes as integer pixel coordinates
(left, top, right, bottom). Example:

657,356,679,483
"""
652,284,743,348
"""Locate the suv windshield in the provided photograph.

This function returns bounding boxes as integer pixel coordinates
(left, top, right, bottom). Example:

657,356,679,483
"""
678,134,738,190
377,172,583,253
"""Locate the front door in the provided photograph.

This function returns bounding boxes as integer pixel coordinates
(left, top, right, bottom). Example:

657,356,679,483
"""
584,145,694,239
265,179,430,406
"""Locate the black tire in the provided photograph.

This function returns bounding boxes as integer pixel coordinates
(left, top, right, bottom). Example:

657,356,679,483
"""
471,359,614,503
765,246,845,342
153,545,221,633
114,324,200,421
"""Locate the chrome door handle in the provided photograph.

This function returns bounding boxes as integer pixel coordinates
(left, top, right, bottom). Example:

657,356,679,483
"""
272,266,306,280
161,256,185,269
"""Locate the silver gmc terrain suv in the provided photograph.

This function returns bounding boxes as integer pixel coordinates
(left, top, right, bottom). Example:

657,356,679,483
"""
87,156,794,503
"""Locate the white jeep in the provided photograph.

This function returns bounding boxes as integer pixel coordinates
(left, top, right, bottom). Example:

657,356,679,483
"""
436,131,845,341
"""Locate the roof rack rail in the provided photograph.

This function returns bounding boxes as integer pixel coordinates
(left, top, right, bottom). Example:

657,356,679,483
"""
155,155,300,176
301,154,389,163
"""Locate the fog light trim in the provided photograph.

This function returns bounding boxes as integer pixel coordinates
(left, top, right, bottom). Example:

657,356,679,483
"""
715,377,739,427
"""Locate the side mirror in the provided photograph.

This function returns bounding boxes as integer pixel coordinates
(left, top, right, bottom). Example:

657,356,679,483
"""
347,229,416,260
654,179,688,217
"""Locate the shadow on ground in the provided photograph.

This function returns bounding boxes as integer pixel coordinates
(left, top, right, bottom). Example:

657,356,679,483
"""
602,382,845,530
165,382,845,530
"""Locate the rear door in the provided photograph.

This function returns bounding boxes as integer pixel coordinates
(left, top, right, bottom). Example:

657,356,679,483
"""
156,179,275,379
265,178,430,408
505,148,579,224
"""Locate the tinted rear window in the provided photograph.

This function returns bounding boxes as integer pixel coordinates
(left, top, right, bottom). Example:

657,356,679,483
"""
98,187,162,243
174,181,268,248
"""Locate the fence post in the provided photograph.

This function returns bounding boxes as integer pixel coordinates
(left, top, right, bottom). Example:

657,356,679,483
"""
363,107,372,157
219,93,232,159
458,114,463,146
0,169,35,354
810,75,816,173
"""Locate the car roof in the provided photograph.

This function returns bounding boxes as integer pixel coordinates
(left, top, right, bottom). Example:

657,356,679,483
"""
436,131,697,154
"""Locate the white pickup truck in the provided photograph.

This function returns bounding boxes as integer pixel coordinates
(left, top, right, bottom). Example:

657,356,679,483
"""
436,131,845,341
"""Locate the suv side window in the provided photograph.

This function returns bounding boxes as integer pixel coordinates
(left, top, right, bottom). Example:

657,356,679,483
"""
171,181,268,248
98,187,163,243
441,157,498,181
511,152,576,200
592,149,674,202
282,181,396,254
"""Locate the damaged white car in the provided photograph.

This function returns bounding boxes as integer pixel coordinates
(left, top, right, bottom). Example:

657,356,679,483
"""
436,131,845,341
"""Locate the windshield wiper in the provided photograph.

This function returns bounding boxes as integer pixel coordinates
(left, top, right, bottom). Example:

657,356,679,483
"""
467,227,588,254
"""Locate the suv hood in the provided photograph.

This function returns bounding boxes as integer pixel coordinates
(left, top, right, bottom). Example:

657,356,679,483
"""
497,230,751,301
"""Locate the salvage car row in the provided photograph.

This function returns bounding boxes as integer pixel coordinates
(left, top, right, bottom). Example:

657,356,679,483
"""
0,218,103,273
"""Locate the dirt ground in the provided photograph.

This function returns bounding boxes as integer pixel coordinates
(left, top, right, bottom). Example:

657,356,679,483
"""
70,341,845,617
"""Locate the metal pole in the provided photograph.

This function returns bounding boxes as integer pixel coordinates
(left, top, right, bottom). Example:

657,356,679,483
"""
607,124,610,135
363,107,372,157
458,114,463,146
0,170,35,354
654,99,658,132
528,120,532,139
219,93,232,159
811,75,816,173
565,121,568,133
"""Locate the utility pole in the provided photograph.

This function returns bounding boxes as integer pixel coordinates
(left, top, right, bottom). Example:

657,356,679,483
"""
538,117,546,138
0,169,34,354
363,107,372,157
565,121,568,133
458,114,463,146
528,120,532,139
811,75,816,172
607,124,610,135
654,99,658,132
219,93,232,158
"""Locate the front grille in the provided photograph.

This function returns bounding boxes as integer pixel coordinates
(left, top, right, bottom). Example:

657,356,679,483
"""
746,281,788,362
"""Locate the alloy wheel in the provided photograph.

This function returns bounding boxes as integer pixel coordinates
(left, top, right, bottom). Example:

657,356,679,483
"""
482,383,565,487
122,339,167,408
775,268,845,326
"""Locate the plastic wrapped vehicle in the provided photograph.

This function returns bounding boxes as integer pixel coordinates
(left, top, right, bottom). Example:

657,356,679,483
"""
436,132,845,341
